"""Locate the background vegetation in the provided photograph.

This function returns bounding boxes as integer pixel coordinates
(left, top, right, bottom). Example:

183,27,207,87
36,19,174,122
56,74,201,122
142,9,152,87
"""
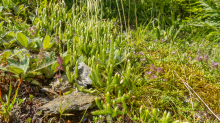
0,0,220,122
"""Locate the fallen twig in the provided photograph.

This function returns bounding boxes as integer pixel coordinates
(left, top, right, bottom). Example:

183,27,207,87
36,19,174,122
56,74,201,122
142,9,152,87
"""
174,70,220,121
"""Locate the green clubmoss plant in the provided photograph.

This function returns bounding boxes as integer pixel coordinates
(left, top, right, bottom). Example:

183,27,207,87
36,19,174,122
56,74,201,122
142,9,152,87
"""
131,106,187,123
66,65,75,84
92,91,131,122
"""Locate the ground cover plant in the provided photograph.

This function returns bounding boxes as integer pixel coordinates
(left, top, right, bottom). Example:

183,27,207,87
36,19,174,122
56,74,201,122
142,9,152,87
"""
0,0,220,122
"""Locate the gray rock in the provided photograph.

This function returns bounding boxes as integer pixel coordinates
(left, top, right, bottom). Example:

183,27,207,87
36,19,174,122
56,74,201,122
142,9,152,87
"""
74,62,92,87
35,92,98,116
51,75,73,94
33,97,51,106
40,86,59,100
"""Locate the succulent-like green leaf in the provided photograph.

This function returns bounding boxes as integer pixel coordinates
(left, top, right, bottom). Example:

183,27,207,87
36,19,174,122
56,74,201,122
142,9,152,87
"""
76,84,97,94
95,97,104,110
91,110,110,115
66,65,71,79
106,92,111,104
75,61,79,79
112,107,120,118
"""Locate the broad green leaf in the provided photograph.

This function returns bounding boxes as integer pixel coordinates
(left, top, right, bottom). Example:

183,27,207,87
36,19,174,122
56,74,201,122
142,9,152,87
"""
0,21,4,28
46,43,54,49
63,54,70,65
2,50,11,59
30,60,57,72
13,48,29,60
43,35,50,49
27,41,36,48
28,71,42,76
7,59,20,67
7,66,24,75
25,72,35,78
52,62,59,71
16,32,28,47
10,50,21,58
20,57,29,74
2,43,11,48
31,79,42,86
3,40,15,49
34,18,42,24
7,57,29,74
0,67,7,71
24,53,30,58
8,31,15,37
33,37,43,48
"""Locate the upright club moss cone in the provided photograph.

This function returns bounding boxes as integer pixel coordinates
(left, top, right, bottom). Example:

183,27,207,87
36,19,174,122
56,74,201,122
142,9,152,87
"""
75,61,78,79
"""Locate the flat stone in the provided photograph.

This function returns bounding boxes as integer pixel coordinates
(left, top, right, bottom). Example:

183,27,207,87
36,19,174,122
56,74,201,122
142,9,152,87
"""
51,75,73,94
40,86,58,100
33,97,51,106
35,92,98,116
74,62,92,87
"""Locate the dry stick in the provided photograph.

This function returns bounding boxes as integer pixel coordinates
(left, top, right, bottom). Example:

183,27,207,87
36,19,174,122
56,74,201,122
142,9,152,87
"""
174,70,220,121
182,67,195,122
